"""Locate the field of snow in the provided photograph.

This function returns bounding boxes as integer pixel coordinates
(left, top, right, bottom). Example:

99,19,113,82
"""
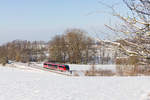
0,66,150,100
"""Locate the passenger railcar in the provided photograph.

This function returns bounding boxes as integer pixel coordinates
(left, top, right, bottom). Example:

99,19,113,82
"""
43,62,70,71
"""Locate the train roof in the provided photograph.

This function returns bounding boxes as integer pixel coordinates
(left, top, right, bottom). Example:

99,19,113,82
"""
44,62,68,66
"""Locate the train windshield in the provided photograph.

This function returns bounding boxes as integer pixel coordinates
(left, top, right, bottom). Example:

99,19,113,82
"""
64,65,70,70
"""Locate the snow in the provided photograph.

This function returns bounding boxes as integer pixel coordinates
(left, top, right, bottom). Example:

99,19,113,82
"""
7,63,45,73
141,90,150,100
68,64,116,71
0,66,150,100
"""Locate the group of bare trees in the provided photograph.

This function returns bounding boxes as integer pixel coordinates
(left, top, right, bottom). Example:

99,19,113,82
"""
0,29,97,64
1,0,150,66
0,40,47,64
48,29,96,64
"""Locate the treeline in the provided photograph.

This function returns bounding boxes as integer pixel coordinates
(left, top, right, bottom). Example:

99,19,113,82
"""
0,29,98,64
0,40,47,64
0,28,114,65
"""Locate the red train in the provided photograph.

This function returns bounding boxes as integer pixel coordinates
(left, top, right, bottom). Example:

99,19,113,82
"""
43,62,70,71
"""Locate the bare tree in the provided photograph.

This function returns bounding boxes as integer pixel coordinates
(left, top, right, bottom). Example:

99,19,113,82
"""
48,28,96,64
49,35,66,63
98,0,150,62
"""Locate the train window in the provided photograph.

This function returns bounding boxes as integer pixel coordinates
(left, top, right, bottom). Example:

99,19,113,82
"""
44,63,47,65
48,64,52,67
54,65,58,68
59,66,64,68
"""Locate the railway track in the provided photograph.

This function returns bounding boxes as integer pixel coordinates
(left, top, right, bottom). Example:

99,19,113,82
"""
10,63,83,76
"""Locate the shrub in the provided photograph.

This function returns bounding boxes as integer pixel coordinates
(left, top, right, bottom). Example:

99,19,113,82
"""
0,57,7,66
85,65,115,76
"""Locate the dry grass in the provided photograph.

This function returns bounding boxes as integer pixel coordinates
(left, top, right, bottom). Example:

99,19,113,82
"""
85,65,115,76
116,64,150,76
74,72,79,76
85,69,115,76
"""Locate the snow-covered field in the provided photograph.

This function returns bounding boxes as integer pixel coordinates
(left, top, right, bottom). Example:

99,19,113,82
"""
0,65,150,100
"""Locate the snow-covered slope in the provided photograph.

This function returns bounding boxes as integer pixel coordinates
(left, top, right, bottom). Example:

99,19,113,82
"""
0,66,150,100
68,64,116,71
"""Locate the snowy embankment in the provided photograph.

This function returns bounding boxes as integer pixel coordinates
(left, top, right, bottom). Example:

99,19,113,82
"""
35,63,116,76
68,64,116,71
0,66,150,100
6,62,45,73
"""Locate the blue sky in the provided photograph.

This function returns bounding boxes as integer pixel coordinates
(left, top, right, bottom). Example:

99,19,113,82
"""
0,0,127,44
